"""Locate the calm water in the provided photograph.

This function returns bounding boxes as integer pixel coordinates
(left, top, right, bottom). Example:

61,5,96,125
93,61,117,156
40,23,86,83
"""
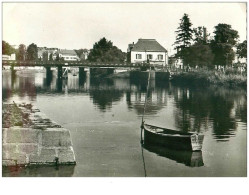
2,69,247,177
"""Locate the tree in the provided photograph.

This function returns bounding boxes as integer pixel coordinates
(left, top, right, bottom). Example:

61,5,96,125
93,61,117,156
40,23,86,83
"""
49,53,53,61
42,51,49,61
17,44,26,61
26,43,38,61
88,37,126,63
184,43,214,68
237,40,247,59
75,48,89,61
174,14,193,65
211,24,239,66
55,53,60,61
2,41,15,55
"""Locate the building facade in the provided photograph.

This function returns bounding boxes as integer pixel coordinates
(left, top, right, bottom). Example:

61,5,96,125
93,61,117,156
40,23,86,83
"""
58,49,80,61
2,54,16,61
127,39,168,66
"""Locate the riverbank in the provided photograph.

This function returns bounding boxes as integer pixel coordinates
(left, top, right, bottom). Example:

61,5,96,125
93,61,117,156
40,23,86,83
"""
171,69,247,88
2,102,76,167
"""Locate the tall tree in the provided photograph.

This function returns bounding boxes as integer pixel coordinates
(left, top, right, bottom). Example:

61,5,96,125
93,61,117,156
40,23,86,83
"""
2,41,15,55
174,13,193,64
174,14,193,49
88,37,125,63
26,43,38,61
236,40,247,59
211,23,239,66
17,44,26,61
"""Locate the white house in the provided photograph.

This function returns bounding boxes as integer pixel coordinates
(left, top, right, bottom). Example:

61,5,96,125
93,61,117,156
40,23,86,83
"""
2,53,16,61
58,49,79,61
128,39,168,66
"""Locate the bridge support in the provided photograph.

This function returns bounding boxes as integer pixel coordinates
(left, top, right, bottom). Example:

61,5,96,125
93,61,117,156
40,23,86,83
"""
57,66,63,79
79,67,86,86
45,67,53,86
56,66,63,92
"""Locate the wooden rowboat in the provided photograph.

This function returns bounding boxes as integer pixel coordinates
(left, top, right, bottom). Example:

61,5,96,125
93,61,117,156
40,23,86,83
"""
142,123,204,151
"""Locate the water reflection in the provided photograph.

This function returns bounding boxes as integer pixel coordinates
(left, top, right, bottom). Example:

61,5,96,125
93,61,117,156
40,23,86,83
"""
2,69,247,142
173,85,246,141
2,70,37,101
2,165,75,177
143,142,204,167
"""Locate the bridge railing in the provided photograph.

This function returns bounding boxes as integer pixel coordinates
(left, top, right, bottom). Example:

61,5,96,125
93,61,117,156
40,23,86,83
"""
2,60,162,68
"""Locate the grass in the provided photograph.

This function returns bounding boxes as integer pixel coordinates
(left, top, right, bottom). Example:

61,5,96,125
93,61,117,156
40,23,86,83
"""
171,69,247,88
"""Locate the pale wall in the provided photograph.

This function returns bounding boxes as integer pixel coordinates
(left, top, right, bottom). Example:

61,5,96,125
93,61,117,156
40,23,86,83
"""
131,51,168,66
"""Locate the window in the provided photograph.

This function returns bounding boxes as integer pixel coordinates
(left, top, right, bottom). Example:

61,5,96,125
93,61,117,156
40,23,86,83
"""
158,55,163,60
136,54,142,59
147,54,153,60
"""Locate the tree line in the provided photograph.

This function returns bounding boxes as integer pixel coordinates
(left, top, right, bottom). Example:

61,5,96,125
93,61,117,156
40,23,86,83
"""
2,41,38,61
173,13,246,68
2,37,126,63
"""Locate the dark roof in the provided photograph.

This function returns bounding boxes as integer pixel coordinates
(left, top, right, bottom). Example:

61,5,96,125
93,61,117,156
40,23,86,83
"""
59,49,77,56
131,39,167,52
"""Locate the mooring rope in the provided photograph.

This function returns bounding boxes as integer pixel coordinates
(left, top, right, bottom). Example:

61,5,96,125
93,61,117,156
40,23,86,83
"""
141,66,152,142
140,66,151,177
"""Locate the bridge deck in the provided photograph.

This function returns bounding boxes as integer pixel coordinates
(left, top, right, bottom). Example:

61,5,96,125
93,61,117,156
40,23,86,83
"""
2,60,161,68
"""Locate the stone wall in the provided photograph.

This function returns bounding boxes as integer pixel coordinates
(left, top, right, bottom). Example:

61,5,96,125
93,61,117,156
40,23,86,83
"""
2,103,76,166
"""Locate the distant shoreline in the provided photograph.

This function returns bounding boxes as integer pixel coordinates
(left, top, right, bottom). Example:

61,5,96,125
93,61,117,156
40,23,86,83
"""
170,70,247,88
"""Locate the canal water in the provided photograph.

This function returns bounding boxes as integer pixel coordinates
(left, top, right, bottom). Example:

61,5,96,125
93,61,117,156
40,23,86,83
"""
2,69,247,177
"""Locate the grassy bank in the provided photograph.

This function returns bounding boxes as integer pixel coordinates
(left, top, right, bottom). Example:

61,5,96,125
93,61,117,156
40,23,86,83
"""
171,69,247,88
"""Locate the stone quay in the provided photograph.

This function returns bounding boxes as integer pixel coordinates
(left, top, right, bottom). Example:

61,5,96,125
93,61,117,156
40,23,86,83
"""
2,103,76,166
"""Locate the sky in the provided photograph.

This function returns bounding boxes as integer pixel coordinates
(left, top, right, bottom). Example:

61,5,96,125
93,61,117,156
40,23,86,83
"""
2,2,247,54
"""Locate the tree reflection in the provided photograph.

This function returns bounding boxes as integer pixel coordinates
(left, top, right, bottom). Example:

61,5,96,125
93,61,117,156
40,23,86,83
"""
89,78,123,111
173,85,246,141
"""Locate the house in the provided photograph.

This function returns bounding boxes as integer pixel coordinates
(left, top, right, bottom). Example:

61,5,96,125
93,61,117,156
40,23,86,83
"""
38,47,58,61
2,53,16,61
127,39,168,66
168,56,184,69
58,49,80,61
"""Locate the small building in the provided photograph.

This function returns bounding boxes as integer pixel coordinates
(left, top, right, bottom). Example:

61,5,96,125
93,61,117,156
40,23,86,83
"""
58,49,80,61
78,49,89,61
2,53,16,61
38,47,58,61
127,39,168,66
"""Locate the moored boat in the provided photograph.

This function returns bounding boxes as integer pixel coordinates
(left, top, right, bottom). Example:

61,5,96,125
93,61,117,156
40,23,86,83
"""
142,123,204,151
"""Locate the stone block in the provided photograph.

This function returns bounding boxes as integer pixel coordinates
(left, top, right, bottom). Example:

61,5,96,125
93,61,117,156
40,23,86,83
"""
2,144,17,160
5,153,27,165
29,148,56,164
6,128,39,143
2,160,16,166
42,129,72,147
58,147,76,164
2,128,7,144
17,144,38,155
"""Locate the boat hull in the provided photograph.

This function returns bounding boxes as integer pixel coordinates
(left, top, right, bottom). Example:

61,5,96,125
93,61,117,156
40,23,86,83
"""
143,124,204,151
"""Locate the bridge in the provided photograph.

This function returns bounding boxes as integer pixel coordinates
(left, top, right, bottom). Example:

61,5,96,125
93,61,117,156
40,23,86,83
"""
2,60,157,68
2,60,170,83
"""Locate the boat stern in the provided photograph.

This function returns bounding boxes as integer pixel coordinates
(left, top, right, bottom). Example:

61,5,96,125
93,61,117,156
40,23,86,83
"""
191,134,204,151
